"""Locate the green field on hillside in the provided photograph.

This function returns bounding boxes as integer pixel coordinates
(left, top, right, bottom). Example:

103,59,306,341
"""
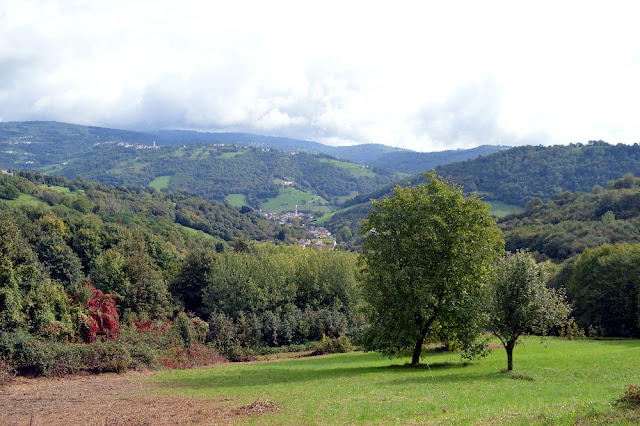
41,185,71,193
488,200,525,217
149,175,172,189
262,187,331,213
225,193,249,207
219,149,247,159
148,338,640,424
1,193,43,207
319,158,378,178
177,224,215,240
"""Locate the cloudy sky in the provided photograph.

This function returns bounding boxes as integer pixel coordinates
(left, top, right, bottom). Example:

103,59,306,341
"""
1,1,639,151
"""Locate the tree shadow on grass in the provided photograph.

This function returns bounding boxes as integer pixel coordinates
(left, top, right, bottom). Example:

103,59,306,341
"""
155,360,497,391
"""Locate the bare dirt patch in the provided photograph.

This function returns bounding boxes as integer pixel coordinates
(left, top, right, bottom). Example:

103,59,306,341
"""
0,369,277,425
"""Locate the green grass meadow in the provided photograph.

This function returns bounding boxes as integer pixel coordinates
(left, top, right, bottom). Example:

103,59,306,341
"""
319,158,378,178
177,224,215,240
149,175,173,189
1,193,43,207
262,187,331,213
488,200,525,217
226,193,249,207
147,338,640,424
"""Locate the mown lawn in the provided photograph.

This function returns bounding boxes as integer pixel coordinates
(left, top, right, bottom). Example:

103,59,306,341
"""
147,338,640,424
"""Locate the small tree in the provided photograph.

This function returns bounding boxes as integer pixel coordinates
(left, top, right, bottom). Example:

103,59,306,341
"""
489,251,571,371
359,173,504,365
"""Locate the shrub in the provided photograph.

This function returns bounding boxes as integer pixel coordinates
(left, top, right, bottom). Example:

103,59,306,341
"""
314,333,353,355
85,340,132,373
172,312,196,348
80,282,121,342
0,331,39,374
226,344,256,362
208,312,237,352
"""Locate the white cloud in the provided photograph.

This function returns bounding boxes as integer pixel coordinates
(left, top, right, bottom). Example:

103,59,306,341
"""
1,0,640,151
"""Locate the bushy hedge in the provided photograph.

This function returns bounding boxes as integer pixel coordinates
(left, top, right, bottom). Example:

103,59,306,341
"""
0,314,219,377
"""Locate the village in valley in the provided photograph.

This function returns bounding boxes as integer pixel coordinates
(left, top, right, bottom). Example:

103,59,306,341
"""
262,207,337,250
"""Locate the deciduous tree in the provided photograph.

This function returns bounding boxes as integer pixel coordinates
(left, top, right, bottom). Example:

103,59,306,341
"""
489,250,571,371
359,173,503,365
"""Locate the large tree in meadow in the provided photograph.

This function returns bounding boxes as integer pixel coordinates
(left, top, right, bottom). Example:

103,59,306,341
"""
488,250,571,371
359,173,504,365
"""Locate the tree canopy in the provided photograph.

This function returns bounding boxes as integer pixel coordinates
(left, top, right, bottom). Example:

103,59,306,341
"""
359,173,504,365
567,243,640,337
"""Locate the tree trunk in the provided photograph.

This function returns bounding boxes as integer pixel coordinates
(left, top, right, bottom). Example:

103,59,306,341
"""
506,340,515,371
411,334,426,366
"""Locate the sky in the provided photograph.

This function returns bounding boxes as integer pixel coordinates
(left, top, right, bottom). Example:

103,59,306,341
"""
1,0,640,152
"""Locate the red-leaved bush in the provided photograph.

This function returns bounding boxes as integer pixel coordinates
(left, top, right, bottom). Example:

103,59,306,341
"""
76,281,120,343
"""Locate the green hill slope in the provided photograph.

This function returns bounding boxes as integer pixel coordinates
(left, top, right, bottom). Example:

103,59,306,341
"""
437,141,640,205
499,174,640,261
55,144,406,211
323,142,640,247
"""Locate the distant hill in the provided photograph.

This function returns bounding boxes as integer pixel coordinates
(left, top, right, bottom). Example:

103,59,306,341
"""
370,145,510,173
153,130,508,172
437,141,640,205
323,141,640,244
55,144,407,212
0,121,156,170
0,170,285,247
0,122,408,212
153,130,413,165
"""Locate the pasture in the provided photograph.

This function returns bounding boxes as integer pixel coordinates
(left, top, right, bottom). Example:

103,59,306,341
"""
262,187,331,213
147,338,640,424
149,175,172,189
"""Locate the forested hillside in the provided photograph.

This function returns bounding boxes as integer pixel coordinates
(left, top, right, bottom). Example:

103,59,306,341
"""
0,122,408,212
437,141,640,205
324,141,640,241
0,171,363,373
370,145,509,173
55,144,404,210
499,174,640,262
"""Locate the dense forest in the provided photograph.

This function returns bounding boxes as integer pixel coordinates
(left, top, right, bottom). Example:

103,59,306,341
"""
437,141,640,205
370,145,509,173
499,174,640,262
0,171,363,373
324,141,640,241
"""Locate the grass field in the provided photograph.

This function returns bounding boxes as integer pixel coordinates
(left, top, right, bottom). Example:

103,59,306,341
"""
219,149,247,159
262,187,330,213
1,193,43,207
319,158,378,178
489,200,525,217
42,185,71,193
177,224,215,240
148,338,640,424
314,203,360,224
149,175,172,189
226,193,249,207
